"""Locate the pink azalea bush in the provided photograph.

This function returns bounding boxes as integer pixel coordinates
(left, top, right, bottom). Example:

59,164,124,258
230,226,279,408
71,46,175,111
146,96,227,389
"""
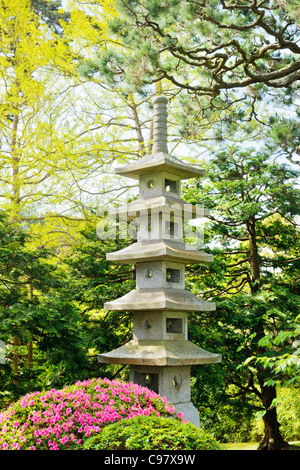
0,377,181,450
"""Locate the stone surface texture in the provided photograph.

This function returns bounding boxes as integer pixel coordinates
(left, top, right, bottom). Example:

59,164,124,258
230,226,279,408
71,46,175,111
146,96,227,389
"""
98,95,221,426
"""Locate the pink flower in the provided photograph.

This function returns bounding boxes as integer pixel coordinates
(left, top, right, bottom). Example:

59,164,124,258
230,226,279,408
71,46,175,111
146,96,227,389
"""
0,377,179,450
60,435,69,445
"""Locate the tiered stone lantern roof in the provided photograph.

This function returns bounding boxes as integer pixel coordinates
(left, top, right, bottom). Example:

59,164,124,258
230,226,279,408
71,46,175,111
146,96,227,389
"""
98,95,221,426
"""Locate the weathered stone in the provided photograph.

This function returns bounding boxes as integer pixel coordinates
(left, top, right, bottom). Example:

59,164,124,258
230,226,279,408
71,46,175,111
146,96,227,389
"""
132,311,188,341
106,239,213,264
114,196,210,220
135,261,186,290
98,339,221,366
151,96,168,154
98,95,221,426
175,402,200,427
129,364,201,426
104,287,216,312
114,152,205,180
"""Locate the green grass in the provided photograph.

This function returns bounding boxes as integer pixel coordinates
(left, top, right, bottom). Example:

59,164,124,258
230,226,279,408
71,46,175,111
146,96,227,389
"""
219,442,258,450
219,441,300,450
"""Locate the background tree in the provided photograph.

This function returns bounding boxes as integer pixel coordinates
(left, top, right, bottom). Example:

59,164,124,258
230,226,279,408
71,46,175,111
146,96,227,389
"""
103,0,300,99
30,0,70,34
0,210,89,405
0,0,140,247
0,0,298,449
65,0,300,448
0,209,137,405
60,222,135,380
183,140,300,449
91,0,300,171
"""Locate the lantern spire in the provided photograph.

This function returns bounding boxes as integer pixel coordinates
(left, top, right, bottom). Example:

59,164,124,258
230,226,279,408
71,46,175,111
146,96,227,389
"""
152,95,168,154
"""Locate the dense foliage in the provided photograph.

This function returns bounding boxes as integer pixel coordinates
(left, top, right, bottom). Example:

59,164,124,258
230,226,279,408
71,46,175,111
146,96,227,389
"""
0,212,134,406
0,0,299,451
183,143,300,449
83,415,221,450
0,378,180,450
0,211,90,404
100,0,300,111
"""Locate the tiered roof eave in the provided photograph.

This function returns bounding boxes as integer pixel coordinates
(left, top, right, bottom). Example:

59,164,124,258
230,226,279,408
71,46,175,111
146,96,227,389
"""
106,239,213,265
98,339,221,366
104,287,216,312
115,151,206,180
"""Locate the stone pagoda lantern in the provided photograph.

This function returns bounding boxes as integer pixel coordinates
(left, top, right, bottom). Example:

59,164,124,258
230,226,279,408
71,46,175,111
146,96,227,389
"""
98,96,221,426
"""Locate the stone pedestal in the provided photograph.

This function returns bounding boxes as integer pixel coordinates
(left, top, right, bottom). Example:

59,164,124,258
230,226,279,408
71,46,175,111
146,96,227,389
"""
98,96,221,426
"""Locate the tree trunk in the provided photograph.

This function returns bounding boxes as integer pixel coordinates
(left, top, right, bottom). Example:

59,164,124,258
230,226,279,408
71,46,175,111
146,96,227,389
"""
27,341,33,369
12,336,21,375
257,382,289,450
247,216,288,450
247,215,260,294
129,96,146,156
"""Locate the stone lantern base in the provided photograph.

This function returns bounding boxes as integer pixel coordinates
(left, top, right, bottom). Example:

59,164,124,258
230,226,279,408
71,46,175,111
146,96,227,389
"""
129,364,200,426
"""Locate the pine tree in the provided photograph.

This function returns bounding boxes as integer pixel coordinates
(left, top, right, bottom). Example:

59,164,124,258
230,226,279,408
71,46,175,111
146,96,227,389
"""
184,144,300,449
104,0,300,98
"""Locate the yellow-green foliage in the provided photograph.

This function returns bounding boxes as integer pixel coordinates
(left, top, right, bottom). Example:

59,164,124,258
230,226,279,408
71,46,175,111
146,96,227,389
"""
0,0,130,246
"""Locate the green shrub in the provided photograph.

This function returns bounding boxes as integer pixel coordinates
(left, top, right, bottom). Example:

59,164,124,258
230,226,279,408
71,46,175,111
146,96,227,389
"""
83,415,221,450
0,378,180,450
